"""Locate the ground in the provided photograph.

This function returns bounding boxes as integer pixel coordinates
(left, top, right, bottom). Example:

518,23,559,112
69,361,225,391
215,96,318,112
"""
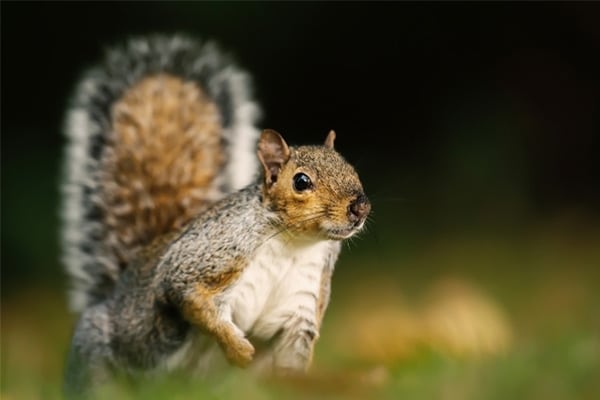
2,217,599,399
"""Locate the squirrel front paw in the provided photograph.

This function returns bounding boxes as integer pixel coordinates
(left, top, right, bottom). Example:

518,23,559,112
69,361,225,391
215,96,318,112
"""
222,335,255,367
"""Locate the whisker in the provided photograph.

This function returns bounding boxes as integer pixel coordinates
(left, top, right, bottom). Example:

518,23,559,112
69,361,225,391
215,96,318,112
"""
259,211,329,246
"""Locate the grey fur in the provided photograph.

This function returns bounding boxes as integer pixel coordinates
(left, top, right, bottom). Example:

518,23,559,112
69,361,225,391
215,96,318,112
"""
66,185,277,388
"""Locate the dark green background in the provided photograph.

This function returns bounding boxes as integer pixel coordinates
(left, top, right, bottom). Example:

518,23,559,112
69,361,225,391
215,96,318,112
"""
2,1,600,307
3,3,600,398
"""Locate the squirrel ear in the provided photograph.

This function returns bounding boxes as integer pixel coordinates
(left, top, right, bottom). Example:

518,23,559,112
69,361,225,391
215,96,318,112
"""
324,130,336,149
258,129,291,186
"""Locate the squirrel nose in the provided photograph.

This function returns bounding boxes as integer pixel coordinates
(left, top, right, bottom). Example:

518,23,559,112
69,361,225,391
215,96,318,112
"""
348,193,371,222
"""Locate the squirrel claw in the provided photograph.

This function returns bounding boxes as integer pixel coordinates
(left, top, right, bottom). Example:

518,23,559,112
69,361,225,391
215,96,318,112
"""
223,337,255,367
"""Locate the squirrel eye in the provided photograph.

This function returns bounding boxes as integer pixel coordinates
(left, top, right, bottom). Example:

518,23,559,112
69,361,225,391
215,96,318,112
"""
293,173,312,192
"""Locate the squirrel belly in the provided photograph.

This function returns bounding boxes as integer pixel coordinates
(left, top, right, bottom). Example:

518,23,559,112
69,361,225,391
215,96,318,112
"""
162,235,340,375
226,235,340,339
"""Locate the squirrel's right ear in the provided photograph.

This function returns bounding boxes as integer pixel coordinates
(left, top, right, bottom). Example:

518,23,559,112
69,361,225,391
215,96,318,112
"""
258,129,291,186
324,130,336,149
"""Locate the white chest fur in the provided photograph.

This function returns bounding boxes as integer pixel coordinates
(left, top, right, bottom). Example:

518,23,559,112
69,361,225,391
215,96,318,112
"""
162,236,339,374
223,236,335,340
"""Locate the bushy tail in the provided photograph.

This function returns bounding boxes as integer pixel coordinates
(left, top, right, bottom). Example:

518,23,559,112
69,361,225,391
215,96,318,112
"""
61,35,261,312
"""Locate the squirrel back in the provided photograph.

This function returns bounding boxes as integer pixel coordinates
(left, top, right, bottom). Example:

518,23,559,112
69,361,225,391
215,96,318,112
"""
61,35,261,312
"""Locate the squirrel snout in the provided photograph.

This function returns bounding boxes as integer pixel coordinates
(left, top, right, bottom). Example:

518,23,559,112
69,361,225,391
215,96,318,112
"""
348,194,371,222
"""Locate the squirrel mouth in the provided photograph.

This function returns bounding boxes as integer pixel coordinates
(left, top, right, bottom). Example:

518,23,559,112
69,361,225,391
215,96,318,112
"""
325,220,366,240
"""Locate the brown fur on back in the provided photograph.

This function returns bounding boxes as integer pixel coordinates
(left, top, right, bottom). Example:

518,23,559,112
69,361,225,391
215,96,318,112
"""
101,73,224,263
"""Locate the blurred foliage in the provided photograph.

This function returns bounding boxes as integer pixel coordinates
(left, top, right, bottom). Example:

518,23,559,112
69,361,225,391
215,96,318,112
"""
2,2,600,399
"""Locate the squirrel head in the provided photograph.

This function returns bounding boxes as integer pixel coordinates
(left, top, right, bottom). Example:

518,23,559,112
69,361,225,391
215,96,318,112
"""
258,129,370,240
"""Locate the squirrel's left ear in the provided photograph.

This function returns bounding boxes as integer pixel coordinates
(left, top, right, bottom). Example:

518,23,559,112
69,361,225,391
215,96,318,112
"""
324,130,336,149
258,129,291,187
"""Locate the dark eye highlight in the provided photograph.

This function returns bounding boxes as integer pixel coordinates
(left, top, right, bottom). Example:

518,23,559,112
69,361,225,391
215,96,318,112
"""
293,173,312,192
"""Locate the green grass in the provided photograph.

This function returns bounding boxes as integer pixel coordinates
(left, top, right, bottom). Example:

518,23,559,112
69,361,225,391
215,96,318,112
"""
2,220,599,399
4,330,597,400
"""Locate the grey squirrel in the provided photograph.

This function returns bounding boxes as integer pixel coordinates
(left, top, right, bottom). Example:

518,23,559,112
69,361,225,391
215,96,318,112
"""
61,35,370,395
